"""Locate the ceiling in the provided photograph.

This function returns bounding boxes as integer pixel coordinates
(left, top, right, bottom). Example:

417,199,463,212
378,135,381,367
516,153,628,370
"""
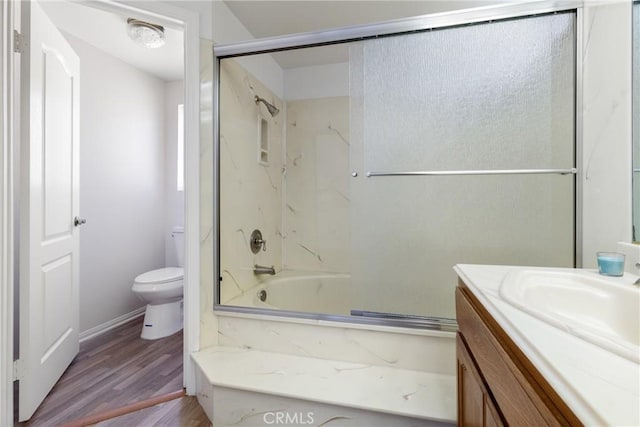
40,1,184,82
224,1,502,39
38,1,506,78
223,0,503,69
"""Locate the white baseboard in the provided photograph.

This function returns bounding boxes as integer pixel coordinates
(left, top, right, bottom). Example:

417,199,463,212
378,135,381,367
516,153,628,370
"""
79,307,146,343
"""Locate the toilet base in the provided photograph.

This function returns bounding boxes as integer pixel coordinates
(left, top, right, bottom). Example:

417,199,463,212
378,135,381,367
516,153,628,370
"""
141,299,183,340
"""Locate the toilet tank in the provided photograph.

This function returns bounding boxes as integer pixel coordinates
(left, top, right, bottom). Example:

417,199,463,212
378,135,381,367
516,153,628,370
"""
172,226,185,267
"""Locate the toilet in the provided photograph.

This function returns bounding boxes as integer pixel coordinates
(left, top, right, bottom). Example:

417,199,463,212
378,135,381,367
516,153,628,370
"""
132,226,184,340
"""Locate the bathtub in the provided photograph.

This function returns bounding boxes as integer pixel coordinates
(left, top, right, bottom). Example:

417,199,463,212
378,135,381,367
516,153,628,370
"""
204,270,457,427
227,271,352,316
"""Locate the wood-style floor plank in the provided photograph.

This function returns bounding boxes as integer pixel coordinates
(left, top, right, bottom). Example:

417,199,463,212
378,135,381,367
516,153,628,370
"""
15,317,210,426
94,396,211,427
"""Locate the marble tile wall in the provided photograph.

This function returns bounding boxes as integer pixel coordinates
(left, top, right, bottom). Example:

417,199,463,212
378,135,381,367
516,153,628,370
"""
284,97,350,273
216,315,455,374
616,241,640,274
219,59,284,304
581,1,632,263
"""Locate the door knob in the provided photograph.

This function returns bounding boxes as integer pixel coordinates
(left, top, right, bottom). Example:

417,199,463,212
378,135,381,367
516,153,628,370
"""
74,216,86,227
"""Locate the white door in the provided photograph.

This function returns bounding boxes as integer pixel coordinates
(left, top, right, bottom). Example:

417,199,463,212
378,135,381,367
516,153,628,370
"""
18,0,80,421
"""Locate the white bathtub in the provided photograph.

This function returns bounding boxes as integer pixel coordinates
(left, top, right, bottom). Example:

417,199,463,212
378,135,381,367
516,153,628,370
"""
228,271,352,316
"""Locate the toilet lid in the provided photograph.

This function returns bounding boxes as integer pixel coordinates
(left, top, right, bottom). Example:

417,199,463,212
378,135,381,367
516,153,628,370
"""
134,267,183,284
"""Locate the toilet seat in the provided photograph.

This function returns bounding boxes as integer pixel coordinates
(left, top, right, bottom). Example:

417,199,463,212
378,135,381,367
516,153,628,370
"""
134,267,183,285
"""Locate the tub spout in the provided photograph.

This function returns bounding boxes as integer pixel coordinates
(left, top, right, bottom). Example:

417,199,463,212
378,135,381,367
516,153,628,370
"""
254,264,275,275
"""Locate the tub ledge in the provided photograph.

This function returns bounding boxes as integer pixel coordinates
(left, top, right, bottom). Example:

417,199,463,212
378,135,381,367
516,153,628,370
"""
192,346,456,427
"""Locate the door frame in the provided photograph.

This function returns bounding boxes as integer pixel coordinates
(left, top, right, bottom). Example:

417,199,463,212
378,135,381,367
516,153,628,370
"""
1,0,15,425
0,1,200,424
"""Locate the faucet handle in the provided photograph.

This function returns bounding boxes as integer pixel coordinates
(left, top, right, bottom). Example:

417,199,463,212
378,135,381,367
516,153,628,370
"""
633,263,640,286
250,229,267,253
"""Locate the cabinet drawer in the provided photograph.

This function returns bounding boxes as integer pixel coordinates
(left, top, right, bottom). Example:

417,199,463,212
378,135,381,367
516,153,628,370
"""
456,287,569,426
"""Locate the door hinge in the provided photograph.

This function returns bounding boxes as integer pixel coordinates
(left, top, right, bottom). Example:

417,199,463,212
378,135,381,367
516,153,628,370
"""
13,30,23,54
13,359,22,381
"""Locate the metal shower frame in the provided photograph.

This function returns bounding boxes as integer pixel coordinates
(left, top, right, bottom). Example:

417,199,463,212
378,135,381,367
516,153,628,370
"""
212,0,584,329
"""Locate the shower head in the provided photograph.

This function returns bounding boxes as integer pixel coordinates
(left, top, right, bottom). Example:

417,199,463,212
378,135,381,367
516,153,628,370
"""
254,95,280,117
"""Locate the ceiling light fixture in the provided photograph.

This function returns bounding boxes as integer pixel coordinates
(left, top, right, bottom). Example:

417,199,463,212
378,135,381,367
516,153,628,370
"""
127,18,165,49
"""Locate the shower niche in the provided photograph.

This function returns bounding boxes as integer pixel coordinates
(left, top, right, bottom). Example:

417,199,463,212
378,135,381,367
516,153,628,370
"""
216,11,577,326
257,116,269,165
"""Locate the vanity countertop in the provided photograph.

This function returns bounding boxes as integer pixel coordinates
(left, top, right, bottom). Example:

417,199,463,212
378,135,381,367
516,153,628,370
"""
454,264,640,426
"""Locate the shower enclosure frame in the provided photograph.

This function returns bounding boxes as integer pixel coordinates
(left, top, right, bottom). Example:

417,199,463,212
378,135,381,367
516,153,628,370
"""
213,0,584,329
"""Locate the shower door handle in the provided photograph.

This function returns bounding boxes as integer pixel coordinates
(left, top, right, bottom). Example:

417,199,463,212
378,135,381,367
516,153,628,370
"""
74,216,87,227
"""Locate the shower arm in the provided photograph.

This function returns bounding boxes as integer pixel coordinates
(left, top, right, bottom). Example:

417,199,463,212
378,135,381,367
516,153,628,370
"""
254,95,279,117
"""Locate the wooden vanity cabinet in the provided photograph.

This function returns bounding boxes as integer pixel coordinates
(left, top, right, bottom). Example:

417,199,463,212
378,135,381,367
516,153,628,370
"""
455,281,582,427
457,334,504,427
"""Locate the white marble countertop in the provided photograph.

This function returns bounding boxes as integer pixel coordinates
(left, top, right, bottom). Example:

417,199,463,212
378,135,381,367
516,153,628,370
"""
454,264,640,427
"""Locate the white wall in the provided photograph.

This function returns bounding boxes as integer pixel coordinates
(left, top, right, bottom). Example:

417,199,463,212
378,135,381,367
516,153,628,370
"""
211,0,284,98
164,80,184,267
284,63,349,101
65,33,167,333
165,1,212,40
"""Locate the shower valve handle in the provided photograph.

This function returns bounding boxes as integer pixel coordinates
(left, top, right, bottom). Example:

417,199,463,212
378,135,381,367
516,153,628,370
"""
254,237,267,251
250,229,267,253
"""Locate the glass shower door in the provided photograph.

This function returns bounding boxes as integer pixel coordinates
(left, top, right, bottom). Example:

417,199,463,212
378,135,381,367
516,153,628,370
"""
349,12,576,319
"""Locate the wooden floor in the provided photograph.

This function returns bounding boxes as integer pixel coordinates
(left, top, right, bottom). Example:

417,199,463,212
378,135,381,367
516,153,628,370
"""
16,317,211,426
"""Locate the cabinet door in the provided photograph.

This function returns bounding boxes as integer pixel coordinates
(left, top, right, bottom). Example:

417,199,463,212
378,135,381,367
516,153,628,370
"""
457,335,484,427
484,394,505,427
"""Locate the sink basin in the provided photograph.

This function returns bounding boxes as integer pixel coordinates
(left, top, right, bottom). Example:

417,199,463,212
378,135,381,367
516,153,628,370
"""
500,269,640,363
